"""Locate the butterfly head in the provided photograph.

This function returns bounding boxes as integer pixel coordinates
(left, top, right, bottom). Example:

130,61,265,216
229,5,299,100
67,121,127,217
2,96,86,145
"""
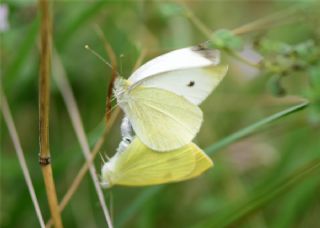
100,155,118,188
113,78,132,102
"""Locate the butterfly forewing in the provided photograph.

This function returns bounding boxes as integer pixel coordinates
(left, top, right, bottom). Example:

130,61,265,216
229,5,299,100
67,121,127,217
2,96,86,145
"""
129,46,221,83
137,65,228,105
122,87,203,151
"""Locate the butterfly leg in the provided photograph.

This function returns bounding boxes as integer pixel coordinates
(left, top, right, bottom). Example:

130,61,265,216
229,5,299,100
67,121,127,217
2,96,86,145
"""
116,116,134,154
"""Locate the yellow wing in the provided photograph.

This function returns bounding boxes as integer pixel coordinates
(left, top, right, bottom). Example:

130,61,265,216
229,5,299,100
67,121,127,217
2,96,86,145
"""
101,138,213,188
122,87,203,151
182,144,213,180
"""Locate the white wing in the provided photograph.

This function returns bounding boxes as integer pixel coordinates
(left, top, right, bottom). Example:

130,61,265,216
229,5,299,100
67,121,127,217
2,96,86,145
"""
129,45,221,83
136,64,228,105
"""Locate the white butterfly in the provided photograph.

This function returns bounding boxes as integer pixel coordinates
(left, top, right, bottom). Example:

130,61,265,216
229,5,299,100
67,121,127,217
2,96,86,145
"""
114,44,228,151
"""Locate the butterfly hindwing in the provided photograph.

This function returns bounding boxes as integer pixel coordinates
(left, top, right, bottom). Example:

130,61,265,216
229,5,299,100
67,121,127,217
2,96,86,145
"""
101,138,213,187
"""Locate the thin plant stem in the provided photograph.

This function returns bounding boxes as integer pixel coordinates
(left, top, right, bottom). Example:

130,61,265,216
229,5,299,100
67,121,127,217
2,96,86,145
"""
1,93,46,228
178,1,303,67
51,51,113,228
231,7,301,36
38,0,63,227
177,0,211,37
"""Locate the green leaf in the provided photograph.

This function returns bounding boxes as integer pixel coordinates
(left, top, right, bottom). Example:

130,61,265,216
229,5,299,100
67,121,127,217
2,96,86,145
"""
209,29,244,50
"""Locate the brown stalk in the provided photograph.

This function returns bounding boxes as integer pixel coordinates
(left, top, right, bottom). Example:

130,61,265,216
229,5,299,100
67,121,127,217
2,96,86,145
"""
1,92,46,228
38,0,63,227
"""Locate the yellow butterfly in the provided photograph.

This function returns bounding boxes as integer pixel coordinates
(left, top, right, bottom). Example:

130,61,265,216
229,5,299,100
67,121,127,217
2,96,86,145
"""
100,137,213,188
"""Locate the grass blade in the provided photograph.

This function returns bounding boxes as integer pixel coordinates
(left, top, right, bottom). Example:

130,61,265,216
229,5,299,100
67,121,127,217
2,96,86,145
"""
1,93,46,228
206,101,309,156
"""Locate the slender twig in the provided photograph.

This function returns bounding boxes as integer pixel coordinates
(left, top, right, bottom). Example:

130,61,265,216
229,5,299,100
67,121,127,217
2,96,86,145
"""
178,1,303,67
51,51,113,228
38,0,63,227
231,7,301,36
178,1,211,37
1,93,46,228
94,25,118,123
180,0,301,37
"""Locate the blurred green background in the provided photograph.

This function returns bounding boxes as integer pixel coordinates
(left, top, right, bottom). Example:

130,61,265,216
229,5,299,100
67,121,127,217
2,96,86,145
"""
1,0,320,227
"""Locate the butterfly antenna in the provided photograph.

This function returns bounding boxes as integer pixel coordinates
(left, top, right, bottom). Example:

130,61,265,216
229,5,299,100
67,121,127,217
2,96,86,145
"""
85,45,121,76
119,54,125,76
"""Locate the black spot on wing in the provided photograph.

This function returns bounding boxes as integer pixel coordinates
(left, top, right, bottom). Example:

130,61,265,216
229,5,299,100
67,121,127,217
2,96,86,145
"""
187,81,195,87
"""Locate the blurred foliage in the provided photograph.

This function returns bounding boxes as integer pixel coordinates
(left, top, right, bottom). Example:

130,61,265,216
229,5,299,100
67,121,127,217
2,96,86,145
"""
1,0,320,228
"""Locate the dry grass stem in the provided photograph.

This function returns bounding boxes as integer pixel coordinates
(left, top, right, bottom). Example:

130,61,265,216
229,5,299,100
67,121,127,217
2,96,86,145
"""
231,7,300,35
50,51,114,228
38,0,63,227
1,93,46,228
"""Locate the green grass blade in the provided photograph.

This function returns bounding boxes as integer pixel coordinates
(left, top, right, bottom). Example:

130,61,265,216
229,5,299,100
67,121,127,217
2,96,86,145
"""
193,159,320,228
206,101,309,156
116,102,309,227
